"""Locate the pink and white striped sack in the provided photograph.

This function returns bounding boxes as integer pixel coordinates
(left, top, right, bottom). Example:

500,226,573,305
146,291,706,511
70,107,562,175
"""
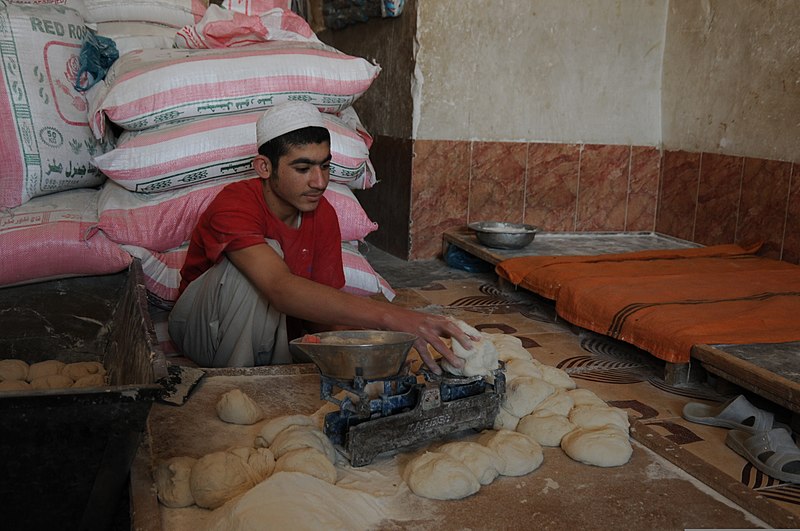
87,41,381,137
0,188,132,287
92,107,376,193
322,182,378,242
341,241,395,301
221,0,289,15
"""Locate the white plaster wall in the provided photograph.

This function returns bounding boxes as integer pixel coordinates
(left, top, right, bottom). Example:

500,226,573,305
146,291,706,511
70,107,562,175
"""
662,0,800,162
413,0,667,145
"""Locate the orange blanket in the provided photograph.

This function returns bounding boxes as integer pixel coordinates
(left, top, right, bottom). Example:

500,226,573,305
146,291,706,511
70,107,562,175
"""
496,244,800,364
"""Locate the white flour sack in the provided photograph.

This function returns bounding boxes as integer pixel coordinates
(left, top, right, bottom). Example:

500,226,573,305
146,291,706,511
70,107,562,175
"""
221,0,289,15
341,241,395,301
81,0,207,27
121,243,187,309
95,22,179,56
93,109,375,193
0,188,132,286
0,1,108,209
323,183,377,242
87,41,381,137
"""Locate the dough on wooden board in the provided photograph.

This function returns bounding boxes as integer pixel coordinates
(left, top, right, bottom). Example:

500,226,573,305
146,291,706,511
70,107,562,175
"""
27,360,65,381
0,359,29,381
275,448,337,484
154,456,197,508
190,447,274,509
404,451,480,500
0,379,32,391
569,405,630,432
30,374,74,390
269,424,337,464
478,429,544,477
216,388,264,425
437,441,502,485
62,361,106,381
501,376,555,418
440,320,499,377
533,389,574,417
255,414,316,447
517,411,576,447
561,426,633,467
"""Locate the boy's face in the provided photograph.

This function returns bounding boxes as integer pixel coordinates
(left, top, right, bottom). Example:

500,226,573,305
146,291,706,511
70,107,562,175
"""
257,141,332,220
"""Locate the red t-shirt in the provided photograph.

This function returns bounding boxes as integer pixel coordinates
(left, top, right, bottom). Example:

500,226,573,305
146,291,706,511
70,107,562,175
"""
179,178,345,294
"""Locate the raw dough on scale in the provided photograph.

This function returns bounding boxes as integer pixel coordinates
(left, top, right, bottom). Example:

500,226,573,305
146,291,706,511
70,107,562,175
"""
404,451,481,500
216,388,264,425
440,319,499,377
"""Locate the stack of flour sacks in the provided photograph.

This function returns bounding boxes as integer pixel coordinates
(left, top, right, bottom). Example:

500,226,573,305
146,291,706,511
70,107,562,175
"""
0,0,394,308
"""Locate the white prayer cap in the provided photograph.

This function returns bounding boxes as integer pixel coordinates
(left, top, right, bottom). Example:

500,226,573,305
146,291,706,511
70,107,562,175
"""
256,101,327,148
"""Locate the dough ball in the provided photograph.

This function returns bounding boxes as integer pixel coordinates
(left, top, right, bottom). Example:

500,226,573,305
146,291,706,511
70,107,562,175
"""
504,358,543,380
230,446,276,479
404,451,480,500
517,411,576,447
154,456,197,508
27,360,65,381
190,447,268,509
533,389,574,417
0,359,29,381
478,429,543,477
441,320,499,377
437,441,502,485
62,361,106,381
270,425,337,464
30,374,74,390
566,388,607,408
216,388,264,425
501,376,555,418
561,426,633,467
275,448,337,484
0,379,32,391
569,405,630,433
72,374,106,388
539,365,576,390
255,414,316,447
488,334,534,362
493,406,521,431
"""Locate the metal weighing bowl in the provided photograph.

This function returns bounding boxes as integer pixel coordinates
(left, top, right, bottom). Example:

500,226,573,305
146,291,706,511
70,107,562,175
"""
289,330,417,380
468,221,538,249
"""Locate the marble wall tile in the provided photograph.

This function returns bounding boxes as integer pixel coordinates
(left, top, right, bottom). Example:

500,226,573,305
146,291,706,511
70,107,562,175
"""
656,150,701,242
783,164,800,264
576,144,630,231
468,141,527,224
409,139,471,259
626,146,660,232
525,143,581,231
693,153,743,246
737,157,792,259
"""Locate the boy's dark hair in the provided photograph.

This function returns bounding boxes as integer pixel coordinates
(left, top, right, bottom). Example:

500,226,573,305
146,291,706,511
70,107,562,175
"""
257,126,330,168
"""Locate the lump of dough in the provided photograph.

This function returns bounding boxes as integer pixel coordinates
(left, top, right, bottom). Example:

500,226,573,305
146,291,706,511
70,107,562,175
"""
517,411,576,447
404,451,480,500
216,388,264,425
275,448,337,484
501,376,555,418
437,441,502,486
190,447,272,509
493,407,520,431
270,425,337,464
62,361,106,381
30,374,74,390
154,456,197,508
72,374,106,388
255,414,316,447
0,379,32,391
440,320,499,377
533,389,574,417
539,365,576,390
27,360,65,381
569,405,630,433
231,446,275,479
504,358,543,380
488,334,534,362
478,429,543,477
0,359,29,381
561,426,633,467
566,388,607,408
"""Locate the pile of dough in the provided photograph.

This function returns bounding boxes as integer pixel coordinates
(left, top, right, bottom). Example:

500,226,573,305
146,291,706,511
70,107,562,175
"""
275,447,337,484
437,441,502,485
440,320,499,377
216,388,263,425
561,426,633,467
403,451,481,500
487,334,534,362
504,358,543,379
569,405,630,432
501,376,555,418
154,456,197,508
190,447,275,509
516,411,576,447
255,414,316,447
478,429,544,476
0,359,107,391
269,425,337,464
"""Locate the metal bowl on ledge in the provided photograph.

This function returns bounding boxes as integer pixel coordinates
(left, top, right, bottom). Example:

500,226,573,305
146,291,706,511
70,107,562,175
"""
468,221,539,249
